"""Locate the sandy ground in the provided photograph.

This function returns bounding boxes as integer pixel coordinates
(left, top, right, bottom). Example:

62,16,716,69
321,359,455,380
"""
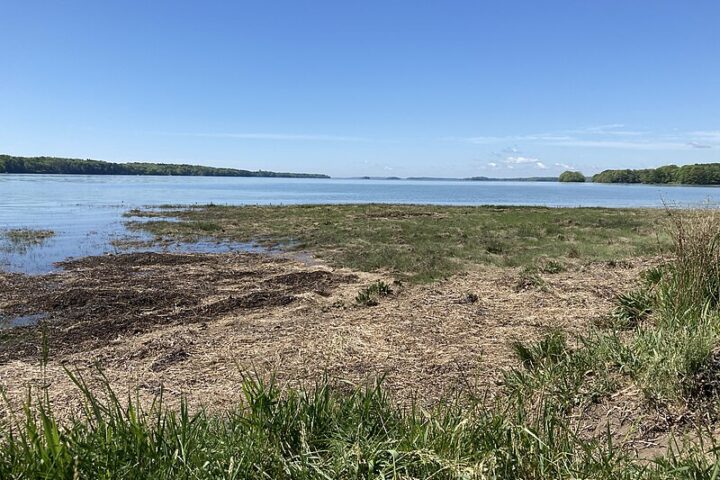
0,251,650,420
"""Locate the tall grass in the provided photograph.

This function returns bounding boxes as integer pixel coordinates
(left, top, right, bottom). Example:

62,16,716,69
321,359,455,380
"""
509,206,720,415
4,367,720,479
612,208,720,405
656,207,720,318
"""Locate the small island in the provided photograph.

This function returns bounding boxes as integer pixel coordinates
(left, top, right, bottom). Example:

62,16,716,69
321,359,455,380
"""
558,171,586,182
0,155,329,178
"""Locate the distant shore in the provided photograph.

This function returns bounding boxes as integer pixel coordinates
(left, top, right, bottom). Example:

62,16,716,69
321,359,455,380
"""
0,154,329,178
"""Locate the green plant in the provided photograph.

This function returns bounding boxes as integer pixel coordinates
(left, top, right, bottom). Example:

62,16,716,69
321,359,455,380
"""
1,228,55,245
515,267,546,291
127,204,669,283
538,259,566,274
602,208,720,406
4,366,720,479
355,281,393,306
612,289,653,327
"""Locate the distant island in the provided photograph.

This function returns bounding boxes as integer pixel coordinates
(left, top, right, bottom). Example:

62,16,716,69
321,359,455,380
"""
558,171,586,182
0,155,330,178
593,163,720,185
353,176,560,182
466,176,558,182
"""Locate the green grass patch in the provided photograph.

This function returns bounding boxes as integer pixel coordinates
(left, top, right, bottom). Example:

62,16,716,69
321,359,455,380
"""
2,367,719,478
128,204,670,283
1,228,55,245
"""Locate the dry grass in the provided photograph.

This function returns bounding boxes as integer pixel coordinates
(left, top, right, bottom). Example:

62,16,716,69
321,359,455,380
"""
0,251,647,420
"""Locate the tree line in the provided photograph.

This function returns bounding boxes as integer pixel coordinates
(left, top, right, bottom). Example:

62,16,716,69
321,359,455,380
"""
0,155,329,178
592,163,720,185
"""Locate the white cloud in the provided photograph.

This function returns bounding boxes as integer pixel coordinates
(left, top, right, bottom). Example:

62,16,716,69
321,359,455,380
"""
554,162,577,170
494,155,548,170
461,134,573,144
572,124,647,136
691,131,720,139
505,155,541,164
158,132,369,142
687,142,712,149
544,139,692,150
447,125,720,151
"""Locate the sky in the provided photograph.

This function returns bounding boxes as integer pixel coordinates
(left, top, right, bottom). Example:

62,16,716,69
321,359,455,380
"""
1,1,719,178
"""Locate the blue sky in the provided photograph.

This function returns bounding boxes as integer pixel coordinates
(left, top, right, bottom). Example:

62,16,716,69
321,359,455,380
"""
1,1,718,177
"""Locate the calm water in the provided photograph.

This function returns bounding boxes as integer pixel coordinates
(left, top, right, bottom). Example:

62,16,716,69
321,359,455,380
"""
1,174,719,274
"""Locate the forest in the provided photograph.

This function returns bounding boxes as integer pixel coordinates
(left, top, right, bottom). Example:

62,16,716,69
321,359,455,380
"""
592,163,720,185
0,155,329,178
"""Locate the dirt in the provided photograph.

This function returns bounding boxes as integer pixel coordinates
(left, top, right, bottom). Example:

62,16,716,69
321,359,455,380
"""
0,250,653,425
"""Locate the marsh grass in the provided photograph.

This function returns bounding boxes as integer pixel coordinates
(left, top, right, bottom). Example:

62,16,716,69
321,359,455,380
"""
621,208,720,405
3,364,719,479
1,228,55,246
513,207,720,410
127,204,669,283
514,266,547,291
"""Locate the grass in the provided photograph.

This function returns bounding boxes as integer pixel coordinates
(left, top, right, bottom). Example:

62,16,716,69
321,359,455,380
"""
3,207,720,476
2,367,719,479
355,280,393,306
1,228,55,245
127,204,670,283
508,207,720,411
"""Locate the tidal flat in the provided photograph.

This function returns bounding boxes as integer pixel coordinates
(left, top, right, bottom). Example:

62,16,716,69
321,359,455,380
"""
3,204,720,477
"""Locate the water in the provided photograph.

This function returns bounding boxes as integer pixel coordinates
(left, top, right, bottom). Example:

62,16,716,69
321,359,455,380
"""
2,174,719,274
0,313,47,329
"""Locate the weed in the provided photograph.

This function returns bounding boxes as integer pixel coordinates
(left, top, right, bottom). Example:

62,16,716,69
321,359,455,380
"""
538,259,566,274
515,267,546,291
4,366,720,478
355,281,393,306
1,228,55,246
612,289,654,328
